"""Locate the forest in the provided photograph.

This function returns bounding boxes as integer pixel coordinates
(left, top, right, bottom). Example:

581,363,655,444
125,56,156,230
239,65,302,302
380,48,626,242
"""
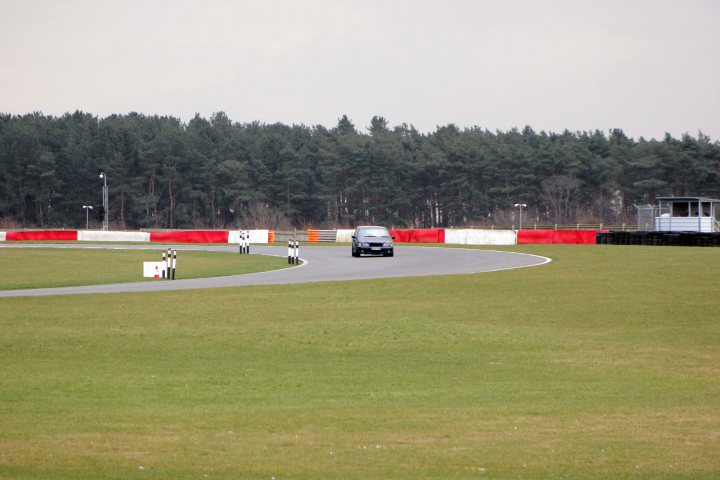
1,111,719,230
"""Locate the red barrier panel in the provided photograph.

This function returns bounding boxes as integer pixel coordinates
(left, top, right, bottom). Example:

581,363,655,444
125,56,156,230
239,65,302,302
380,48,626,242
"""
390,229,445,243
517,230,553,244
149,230,230,244
517,230,605,245
390,229,412,242
559,230,601,244
6,230,78,241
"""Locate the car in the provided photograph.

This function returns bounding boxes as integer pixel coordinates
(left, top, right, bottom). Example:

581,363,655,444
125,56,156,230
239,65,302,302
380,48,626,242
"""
351,225,394,257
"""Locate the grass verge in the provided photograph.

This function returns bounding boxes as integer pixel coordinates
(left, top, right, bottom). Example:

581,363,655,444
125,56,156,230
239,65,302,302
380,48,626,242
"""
0,248,289,290
0,245,718,479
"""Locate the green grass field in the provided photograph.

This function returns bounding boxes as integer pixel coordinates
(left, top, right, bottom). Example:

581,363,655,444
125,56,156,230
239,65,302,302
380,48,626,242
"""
0,248,290,290
0,245,718,479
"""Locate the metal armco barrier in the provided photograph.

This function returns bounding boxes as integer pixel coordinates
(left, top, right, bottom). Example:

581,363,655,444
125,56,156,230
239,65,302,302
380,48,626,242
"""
307,229,337,242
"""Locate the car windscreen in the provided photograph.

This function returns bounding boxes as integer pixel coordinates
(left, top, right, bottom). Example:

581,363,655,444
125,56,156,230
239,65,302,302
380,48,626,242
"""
358,228,390,238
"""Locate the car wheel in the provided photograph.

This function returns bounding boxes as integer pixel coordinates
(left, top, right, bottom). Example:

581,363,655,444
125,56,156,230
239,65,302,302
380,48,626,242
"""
352,247,359,257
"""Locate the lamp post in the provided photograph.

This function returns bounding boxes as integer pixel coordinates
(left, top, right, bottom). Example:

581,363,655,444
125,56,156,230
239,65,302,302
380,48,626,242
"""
99,172,108,231
82,205,93,230
514,203,527,230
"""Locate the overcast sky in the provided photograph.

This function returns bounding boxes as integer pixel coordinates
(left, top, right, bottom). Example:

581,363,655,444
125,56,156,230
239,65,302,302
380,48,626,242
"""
2,0,718,140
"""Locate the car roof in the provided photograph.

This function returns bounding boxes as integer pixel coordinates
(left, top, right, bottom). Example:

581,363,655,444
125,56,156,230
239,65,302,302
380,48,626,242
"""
355,225,389,229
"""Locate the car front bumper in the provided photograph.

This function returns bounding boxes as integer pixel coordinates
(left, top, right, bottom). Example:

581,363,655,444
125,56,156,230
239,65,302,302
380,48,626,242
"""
357,246,393,255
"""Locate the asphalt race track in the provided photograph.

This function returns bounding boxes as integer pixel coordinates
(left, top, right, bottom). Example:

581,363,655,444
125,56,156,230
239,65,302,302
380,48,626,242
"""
0,244,550,297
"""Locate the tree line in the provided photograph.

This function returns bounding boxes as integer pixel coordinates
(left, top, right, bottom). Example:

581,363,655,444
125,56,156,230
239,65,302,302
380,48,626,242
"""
1,111,718,230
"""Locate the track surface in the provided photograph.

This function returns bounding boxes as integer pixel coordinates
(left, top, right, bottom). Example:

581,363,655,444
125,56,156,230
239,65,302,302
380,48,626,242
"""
0,244,550,297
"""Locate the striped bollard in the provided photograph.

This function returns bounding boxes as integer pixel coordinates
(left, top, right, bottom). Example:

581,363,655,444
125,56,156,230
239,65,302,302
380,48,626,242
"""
239,231,250,254
287,240,293,264
166,248,172,279
171,249,177,280
294,240,299,264
161,250,167,279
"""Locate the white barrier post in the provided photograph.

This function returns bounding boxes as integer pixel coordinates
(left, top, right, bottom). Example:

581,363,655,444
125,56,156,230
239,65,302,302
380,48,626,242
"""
294,240,299,264
287,240,293,264
166,248,172,279
161,250,167,279
172,249,177,280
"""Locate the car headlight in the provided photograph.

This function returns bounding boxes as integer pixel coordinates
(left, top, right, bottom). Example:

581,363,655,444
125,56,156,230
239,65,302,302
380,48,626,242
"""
383,243,392,247
359,242,369,247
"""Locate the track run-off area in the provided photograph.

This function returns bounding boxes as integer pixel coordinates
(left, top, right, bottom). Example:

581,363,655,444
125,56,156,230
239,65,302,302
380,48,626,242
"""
0,244,551,297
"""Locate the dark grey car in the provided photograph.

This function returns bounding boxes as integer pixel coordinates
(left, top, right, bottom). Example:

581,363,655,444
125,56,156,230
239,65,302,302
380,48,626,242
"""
351,226,394,257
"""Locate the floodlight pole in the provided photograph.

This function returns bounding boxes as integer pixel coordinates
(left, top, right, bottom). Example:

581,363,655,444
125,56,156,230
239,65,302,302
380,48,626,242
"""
82,205,93,230
514,203,527,230
99,172,108,231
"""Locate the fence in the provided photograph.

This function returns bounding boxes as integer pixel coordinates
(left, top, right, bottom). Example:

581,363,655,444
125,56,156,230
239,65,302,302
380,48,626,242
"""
453,224,637,231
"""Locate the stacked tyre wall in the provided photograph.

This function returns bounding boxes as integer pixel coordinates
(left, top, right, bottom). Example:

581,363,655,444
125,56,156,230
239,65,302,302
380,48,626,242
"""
597,231,720,247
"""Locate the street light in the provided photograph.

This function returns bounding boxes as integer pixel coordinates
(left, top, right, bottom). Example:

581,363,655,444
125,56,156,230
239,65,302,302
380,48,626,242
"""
514,203,527,230
82,205,93,230
99,172,108,231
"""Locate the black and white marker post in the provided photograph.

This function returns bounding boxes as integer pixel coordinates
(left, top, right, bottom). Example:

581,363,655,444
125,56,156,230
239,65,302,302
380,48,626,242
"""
161,250,167,278
287,239,300,264
239,231,250,254
171,249,177,280
166,248,172,279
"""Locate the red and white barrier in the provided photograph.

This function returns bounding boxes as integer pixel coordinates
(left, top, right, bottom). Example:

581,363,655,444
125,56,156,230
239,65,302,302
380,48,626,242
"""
228,229,269,244
150,230,229,243
445,229,517,245
79,230,150,242
0,227,604,246
517,230,603,245
4,230,78,241
390,228,445,243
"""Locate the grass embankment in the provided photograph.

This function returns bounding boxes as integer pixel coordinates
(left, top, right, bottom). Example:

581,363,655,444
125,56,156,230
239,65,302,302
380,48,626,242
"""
0,248,289,290
0,245,718,479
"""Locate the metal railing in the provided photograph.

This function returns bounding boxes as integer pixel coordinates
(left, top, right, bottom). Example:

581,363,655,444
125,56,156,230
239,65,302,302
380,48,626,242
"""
448,224,637,231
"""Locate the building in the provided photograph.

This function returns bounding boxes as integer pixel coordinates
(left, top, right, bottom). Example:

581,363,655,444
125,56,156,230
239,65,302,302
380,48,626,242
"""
638,197,720,233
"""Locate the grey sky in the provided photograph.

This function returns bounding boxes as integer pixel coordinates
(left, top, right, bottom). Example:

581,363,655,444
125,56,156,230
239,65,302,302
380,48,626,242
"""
2,0,718,140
